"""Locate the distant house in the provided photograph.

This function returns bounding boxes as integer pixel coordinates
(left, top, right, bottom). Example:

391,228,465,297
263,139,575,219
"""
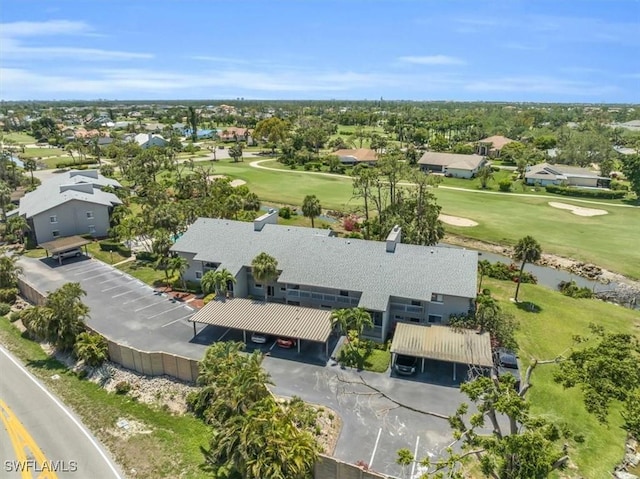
133,133,167,149
219,127,254,145
18,170,122,244
183,128,216,140
417,152,487,179
476,135,515,157
333,148,379,166
524,163,610,188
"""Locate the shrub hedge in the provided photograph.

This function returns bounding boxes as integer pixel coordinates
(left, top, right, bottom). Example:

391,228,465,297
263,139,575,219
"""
545,184,626,199
55,158,98,169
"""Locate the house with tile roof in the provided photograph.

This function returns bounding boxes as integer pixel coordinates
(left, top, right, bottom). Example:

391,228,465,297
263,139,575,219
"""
417,152,487,178
476,135,516,157
18,170,122,244
333,148,379,166
171,212,477,342
524,162,610,188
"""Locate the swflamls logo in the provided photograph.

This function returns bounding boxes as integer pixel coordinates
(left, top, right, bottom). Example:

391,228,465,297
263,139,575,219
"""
4,460,79,472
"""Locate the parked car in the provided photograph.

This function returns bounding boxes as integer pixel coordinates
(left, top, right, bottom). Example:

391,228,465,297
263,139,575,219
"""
52,248,82,261
250,333,269,344
276,337,297,349
494,348,521,390
394,355,418,375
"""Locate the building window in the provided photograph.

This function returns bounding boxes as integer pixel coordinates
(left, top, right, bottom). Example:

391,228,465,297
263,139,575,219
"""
52,230,60,238
86,211,94,219
410,317,420,323
195,271,203,279
255,283,262,288
411,300,421,306
339,290,349,297
431,293,443,303
88,225,96,234
290,284,300,290
280,287,286,292
50,215,57,224
428,314,442,324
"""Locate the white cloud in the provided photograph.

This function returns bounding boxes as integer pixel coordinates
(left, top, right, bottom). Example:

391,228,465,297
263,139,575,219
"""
0,19,152,61
0,20,91,37
398,55,465,65
190,56,250,64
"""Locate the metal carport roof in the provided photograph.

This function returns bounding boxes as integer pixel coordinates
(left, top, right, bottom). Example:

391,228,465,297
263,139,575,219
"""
39,235,91,254
189,298,333,343
391,323,493,367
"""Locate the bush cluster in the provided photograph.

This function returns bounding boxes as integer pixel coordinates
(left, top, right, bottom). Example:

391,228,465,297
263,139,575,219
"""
278,206,293,219
0,303,11,316
0,287,18,304
558,280,593,299
485,262,537,284
545,184,626,199
114,381,132,394
135,251,158,262
98,240,131,257
55,158,97,169
498,179,512,192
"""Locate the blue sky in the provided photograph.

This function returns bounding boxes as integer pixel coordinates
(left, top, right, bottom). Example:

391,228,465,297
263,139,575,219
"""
1,0,639,103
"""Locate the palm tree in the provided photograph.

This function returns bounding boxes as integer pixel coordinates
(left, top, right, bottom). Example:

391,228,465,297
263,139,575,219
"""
0,254,23,288
214,269,236,297
330,308,351,335
0,179,11,222
74,332,108,367
225,194,243,220
251,252,278,302
5,215,29,244
200,270,217,296
478,259,491,293
301,194,321,228
476,165,495,189
169,256,189,290
513,236,542,302
23,158,37,186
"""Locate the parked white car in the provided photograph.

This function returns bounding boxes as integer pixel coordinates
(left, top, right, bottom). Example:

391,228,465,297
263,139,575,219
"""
52,248,82,261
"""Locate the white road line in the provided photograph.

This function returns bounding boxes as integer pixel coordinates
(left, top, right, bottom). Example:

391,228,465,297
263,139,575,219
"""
122,296,143,304
369,427,382,468
160,314,194,328
0,345,123,479
101,284,124,293
269,341,278,351
217,328,231,341
411,436,420,478
81,271,119,280
74,265,105,275
147,304,186,319
134,302,165,312
112,290,137,298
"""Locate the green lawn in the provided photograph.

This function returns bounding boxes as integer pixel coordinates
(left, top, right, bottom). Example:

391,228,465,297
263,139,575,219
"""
86,242,130,265
22,247,47,259
0,316,211,479
362,348,391,372
190,159,640,278
486,278,640,478
116,260,168,287
2,132,37,144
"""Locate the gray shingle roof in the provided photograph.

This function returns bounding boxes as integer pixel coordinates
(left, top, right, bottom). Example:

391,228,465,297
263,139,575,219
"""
418,152,485,170
171,218,478,310
19,170,122,218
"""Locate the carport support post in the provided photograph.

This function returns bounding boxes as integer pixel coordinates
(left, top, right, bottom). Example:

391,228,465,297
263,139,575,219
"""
453,362,457,382
297,340,301,354
192,321,196,337
421,357,425,374
243,330,247,343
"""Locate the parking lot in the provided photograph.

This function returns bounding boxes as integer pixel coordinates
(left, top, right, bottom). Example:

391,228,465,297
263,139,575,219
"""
20,255,471,478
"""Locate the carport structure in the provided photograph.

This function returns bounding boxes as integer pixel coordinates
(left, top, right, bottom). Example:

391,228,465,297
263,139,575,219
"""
391,323,493,381
189,298,333,355
39,235,91,265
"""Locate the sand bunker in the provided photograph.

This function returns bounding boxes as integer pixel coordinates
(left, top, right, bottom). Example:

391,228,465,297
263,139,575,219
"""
439,214,478,227
548,202,608,217
207,175,247,187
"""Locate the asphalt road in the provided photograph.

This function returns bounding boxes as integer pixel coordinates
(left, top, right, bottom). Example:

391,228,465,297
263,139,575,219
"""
0,345,124,479
19,256,469,478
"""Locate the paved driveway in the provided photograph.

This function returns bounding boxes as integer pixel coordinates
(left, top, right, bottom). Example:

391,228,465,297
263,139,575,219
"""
19,256,468,478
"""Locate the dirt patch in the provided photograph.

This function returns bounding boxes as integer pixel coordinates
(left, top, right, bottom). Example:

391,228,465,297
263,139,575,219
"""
548,202,608,217
439,214,478,227
207,175,246,187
